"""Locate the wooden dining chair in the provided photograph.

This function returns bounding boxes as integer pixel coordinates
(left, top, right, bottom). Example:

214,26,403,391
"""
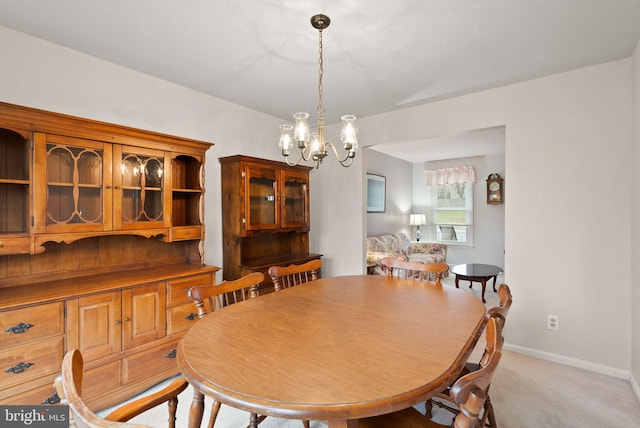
54,349,188,428
358,317,503,428
381,257,449,285
188,272,264,318
187,272,264,428
427,283,512,427
267,259,322,292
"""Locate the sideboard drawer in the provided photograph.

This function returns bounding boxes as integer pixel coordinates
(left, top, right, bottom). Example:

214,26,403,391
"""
82,360,121,404
167,302,199,335
167,273,212,306
2,380,58,405
0,336,63,389
0,302,64,348
122,340,180,384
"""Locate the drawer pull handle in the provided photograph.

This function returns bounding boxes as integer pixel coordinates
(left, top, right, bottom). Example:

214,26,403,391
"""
42,392,60,404
5,362,34,374
185,313,198,321
6,322,34,334
165,349,177,359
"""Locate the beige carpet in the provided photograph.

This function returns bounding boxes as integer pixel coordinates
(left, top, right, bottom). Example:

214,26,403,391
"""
104,275,640,427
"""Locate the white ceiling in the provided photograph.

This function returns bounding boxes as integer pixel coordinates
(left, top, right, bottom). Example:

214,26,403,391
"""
1,0,639,161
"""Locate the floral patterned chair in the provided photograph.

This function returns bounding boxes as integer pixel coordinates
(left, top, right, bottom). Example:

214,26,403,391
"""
366,232,447,276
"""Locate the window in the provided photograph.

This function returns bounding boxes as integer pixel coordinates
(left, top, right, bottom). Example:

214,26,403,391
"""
430,182,473,245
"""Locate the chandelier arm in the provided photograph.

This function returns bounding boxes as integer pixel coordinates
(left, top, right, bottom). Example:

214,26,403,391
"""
283,144,317,167
339,157,355,167
325,142,353,164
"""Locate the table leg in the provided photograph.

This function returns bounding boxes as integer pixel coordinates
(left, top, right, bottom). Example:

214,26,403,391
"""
481,279,487,303
492,275,498,292
455,275,460,289
188,388,205,428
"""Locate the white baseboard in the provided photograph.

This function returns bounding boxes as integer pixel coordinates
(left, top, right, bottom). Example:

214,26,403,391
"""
504,343,631,380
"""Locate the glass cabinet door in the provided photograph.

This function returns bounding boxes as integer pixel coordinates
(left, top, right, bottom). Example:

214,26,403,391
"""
113,146,166,230
281,169,309,229
0,128,31,254
34,133,110,234
243,164,279,230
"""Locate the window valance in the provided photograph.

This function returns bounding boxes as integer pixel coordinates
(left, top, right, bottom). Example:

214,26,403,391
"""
425,165,476,185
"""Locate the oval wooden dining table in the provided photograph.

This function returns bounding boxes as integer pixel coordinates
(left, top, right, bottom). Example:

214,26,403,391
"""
177,274,487,428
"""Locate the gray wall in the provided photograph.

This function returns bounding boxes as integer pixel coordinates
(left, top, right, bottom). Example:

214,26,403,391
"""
365,148,413,238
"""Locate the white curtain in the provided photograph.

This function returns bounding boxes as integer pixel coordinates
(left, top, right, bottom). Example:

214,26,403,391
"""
424,165,476,185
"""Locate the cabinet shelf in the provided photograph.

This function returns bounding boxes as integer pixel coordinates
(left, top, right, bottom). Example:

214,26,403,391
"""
0,179,29,185
173,188,202,193
48,182,103,189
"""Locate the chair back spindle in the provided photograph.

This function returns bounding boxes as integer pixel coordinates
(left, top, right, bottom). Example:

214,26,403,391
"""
268,259,322,292
381,257,449,285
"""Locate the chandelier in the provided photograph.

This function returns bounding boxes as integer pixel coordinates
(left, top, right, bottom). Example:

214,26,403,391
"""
278,14,358,169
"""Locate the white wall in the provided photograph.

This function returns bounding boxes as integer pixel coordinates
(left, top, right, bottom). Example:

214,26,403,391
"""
413,154,505,267
364,148,414,238
1,24,637,381
355,59,633,376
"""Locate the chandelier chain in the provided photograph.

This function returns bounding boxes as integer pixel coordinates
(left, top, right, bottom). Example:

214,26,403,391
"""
317,28,324,118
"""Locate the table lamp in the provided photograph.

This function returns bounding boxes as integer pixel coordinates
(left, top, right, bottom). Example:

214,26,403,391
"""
409,214,426,242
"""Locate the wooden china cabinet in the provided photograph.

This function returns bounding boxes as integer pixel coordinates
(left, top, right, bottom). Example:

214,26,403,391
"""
220,155,321,293
0,102,217,410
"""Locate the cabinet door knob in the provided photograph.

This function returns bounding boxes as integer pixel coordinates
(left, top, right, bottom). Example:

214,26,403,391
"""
115,320,121,325
124,317,131,322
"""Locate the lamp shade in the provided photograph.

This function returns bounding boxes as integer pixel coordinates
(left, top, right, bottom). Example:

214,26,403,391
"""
409,214,426,226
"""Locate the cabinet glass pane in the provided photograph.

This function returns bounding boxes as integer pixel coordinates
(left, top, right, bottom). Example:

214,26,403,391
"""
284,180,306,225
46,144,104,225
0,129,29,234
121,153,164,224
249,177,276,226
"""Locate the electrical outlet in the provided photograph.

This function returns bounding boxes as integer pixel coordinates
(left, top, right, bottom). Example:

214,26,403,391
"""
547,314,559,331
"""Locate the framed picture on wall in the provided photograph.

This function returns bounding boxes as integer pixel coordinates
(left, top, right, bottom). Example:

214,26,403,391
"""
367,173,386,213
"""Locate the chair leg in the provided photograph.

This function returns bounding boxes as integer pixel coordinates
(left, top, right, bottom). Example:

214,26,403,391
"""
207,401,221,428
302,420,310,428
425,399,433,418
168,397,178,428
484,396,497,428
246,413,268,428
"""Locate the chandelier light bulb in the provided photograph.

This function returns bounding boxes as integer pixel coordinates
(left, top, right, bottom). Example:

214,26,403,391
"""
293,112,310,146
279,124,294,155
340,114,358,150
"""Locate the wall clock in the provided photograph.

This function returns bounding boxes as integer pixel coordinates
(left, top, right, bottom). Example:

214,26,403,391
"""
486,173,503,205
